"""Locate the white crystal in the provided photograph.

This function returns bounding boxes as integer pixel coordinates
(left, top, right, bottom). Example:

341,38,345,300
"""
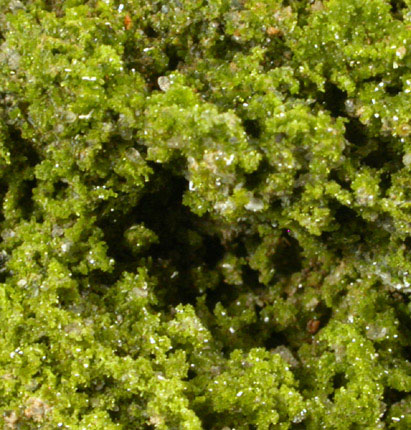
157,76,171,92
245,197,264,212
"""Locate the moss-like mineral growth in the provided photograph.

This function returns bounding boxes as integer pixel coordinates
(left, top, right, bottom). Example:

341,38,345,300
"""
0,0,411,428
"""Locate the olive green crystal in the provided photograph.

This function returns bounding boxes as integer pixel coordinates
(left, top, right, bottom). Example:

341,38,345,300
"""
0,0,410,428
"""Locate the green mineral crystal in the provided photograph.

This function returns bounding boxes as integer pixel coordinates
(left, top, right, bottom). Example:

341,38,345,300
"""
0,0,410,428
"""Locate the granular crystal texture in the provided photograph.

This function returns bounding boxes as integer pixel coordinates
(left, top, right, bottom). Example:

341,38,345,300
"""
0,0,410,429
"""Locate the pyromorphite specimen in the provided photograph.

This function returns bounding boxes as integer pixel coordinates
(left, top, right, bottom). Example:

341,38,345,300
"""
0,0,411,428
